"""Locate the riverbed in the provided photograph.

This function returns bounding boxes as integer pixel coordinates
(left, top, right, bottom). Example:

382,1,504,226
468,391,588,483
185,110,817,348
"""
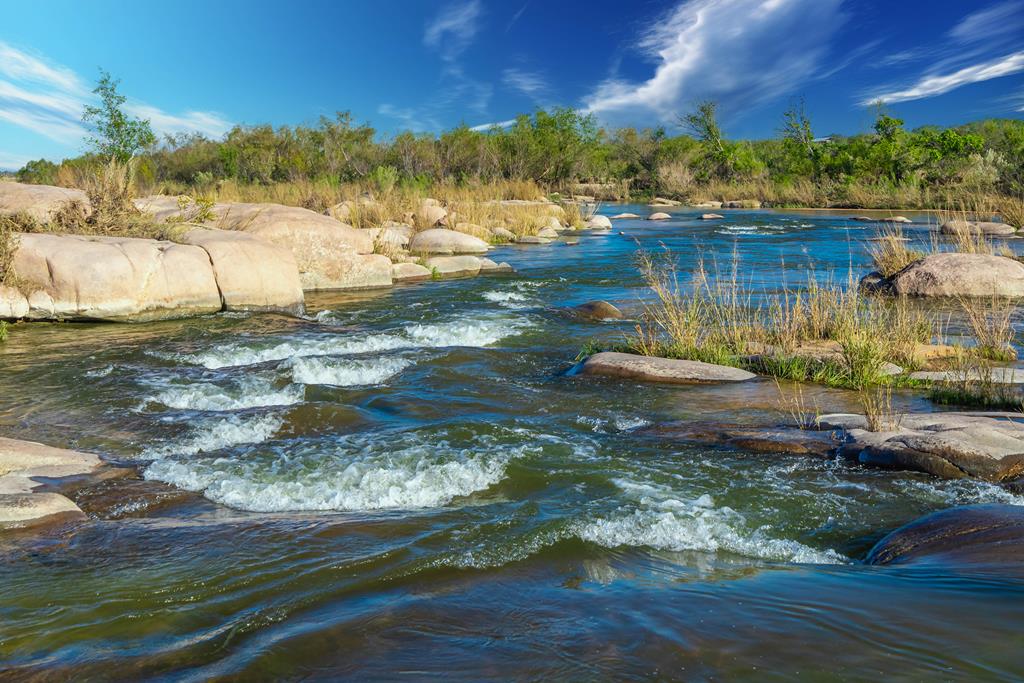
2,207,1022,680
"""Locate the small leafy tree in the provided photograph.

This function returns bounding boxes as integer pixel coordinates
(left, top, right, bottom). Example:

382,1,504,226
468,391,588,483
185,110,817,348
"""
83,70,156,162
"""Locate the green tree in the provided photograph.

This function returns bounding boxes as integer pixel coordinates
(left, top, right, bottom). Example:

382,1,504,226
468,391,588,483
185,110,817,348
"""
82,70,157,162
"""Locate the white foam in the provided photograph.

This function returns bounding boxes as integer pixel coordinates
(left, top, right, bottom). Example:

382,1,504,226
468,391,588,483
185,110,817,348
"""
144,431,519,512
290,355,411,386
141,413,283,460
146,377,304,411
174,314,526,370
576,479,845,564
482,290,530,308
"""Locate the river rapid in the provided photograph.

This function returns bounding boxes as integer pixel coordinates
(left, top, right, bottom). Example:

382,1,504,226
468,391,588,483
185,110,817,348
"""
1,206,1022,680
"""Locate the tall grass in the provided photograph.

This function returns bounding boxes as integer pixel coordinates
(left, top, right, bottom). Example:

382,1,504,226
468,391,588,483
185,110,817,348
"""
626,249,935,389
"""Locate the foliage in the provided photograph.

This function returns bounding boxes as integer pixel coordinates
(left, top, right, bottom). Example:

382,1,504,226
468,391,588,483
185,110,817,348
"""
83,71,157,162
16,159,59,185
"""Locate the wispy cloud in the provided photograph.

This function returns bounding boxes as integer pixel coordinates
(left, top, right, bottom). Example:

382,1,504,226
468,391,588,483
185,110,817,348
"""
469,119,517,132
380,1,489,131
503,68,548,98
424,0,482,62
862,51,1024,105
866,2,1024,106
949,1,1024,45
581,0,847,126
0,40,231,156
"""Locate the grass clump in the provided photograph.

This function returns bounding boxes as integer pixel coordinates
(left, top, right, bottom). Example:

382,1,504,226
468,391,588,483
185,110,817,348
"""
929,351,1024,411
625,248,934,389
959,295,1018,361
868,228,924,277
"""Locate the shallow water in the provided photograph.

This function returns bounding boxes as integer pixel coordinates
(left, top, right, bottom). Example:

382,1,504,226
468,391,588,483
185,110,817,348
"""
2,207,1023,680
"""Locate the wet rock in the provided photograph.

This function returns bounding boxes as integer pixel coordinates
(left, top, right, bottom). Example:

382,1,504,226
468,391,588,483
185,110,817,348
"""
572,300,623,321
581,352,756,384
409,228,489,255
0,182,89,222
182,228,305,315
866,504,1024,567
875,253,1024,297
610,213,641,219
822,412,1024,481
479,258,514,274
880,215,912,223
940,220,1015,236
516,235,553,245
0,437,102,527
586,215,612,230
392,262,432,283
424,255,482,278
648,212,672,221
700,213,724,220
10,233,223,322
637,421,837,457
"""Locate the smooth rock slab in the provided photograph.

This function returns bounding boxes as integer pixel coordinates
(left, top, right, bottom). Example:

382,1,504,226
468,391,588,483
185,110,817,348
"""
425,255,482,278
182,228,304,315
0,437,103,527
392,262,432,282
866,504,1024,568
909,368,1024,384
581,352,756,384
0,182,89,222
822,412,1024,481
11,232,223,322
409,228,489,255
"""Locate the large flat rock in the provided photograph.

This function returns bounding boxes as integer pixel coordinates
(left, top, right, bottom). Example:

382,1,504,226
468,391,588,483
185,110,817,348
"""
182,228,305,315
822,412,1024,481
410,229,489,255
581,352,756,384
11,232,223,322
0,182,89,222
909,368,1024,384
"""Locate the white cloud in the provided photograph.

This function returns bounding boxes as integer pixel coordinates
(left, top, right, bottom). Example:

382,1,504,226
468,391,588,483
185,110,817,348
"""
581,0,847,126
0,40,231,158
949,1,1024,45
503,68,547,98
424,0,482,62
469,119,517,132
861,51,1024,105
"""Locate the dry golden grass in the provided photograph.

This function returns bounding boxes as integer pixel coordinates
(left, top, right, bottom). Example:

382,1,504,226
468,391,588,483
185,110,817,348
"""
868,227,925,278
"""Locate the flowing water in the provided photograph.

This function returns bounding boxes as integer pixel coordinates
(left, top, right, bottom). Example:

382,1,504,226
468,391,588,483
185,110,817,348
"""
2,207,1023,680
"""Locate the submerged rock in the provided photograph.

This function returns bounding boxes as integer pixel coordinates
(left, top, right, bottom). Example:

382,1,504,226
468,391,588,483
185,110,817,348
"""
409,228,489,255
637,421,837,456
648,212,672,221
516,235,552,244
572,300,623,321
581,352,756,384
866,504,1024,568
610,213,641,219
700,213,724,220
880,215,912,223
479,258,514,274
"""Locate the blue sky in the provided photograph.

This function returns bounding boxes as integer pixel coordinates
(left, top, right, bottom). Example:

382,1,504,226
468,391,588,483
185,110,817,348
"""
1,0,1022,169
